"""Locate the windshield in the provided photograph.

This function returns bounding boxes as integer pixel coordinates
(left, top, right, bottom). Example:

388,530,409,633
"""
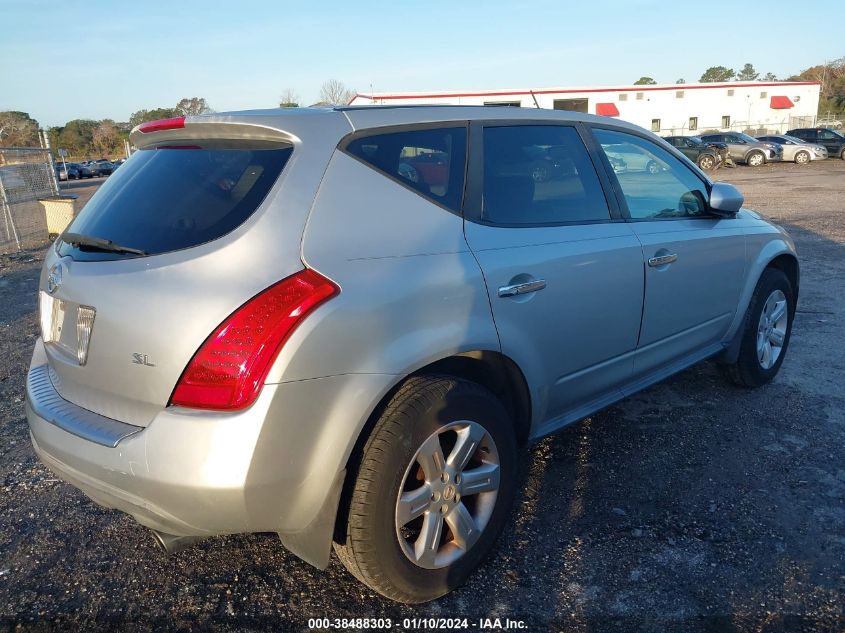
687,137,704,145
58,140,292,261
736,133,760,143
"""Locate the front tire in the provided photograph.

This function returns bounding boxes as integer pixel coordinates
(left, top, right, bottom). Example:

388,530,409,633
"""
698,154,716,170
746,150,765,167
794,150,810,164
722,268,795,388
334,375,518,603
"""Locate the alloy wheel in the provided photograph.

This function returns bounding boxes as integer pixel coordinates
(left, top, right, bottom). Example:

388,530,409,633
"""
756,289,788,370
395,420,500,569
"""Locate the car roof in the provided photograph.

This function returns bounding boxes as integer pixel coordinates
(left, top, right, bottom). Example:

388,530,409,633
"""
205,105,647,133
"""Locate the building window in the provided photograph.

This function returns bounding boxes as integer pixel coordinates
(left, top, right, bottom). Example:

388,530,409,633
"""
651,119,661,132
636,92,644,100
689,117,698,131
760,91,767,99
676,91,684,98
727,89,735,96
619,93,628,101
722,115,731,128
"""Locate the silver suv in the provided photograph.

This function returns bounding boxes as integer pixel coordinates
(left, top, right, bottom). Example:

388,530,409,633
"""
26,107,798,603
699,132,783,166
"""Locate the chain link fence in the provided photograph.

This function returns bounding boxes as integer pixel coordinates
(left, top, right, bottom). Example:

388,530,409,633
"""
663,113,845,137
0,147,58,254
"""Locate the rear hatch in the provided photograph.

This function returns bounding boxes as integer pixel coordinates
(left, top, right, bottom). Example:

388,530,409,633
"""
37,114,332,426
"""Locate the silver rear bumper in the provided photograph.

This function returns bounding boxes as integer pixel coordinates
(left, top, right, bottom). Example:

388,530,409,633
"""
25,352,396,568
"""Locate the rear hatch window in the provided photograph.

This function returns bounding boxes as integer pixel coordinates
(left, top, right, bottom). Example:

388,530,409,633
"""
57,140,292,261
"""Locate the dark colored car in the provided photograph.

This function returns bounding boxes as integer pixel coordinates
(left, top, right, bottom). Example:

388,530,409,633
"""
88,160,115,176
68,162,95,179
785,128,845,160
55,163,79,181
663,136,723,170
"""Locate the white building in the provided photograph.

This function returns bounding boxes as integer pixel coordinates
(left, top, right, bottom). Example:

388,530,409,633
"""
349,81,821,135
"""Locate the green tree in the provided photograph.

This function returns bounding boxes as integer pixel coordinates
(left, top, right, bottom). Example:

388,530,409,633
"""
699,66,735,82
57,119,98,158
129,107,181,128
175,97,213,116
762,72,778,81
633,76,657,85
0,111,40,147
279,88,299,108
676,78,686,84
736,63,759,81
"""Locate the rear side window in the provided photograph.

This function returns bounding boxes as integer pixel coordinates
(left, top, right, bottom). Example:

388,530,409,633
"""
345,127,466,212
482,125,610,225
58,141,292,260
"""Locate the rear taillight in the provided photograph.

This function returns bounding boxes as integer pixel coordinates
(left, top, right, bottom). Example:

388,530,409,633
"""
137,117,186,133
170,269,338,411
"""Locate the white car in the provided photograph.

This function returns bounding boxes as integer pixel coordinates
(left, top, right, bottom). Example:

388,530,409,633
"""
756,135,828,164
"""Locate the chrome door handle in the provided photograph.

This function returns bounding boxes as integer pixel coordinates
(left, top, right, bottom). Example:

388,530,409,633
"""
498,279,546,298
648,253,678,267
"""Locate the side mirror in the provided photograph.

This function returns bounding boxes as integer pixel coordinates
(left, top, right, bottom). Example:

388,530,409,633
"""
709,182,743,217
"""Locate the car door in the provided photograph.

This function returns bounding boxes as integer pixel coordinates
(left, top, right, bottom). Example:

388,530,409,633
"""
818,129,844,156
591,127,746,381
463,122,644,432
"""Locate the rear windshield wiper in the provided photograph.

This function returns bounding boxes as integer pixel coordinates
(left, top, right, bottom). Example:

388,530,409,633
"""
61,232,147,256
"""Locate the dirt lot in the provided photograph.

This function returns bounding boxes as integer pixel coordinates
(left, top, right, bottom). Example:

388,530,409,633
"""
1,162,843,631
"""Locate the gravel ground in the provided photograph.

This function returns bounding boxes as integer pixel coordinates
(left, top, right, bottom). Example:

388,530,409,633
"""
1,163,843,632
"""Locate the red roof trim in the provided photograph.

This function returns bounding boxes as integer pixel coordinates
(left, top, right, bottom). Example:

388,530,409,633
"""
770,95,794,109
354,82,820,102
595,102,620,117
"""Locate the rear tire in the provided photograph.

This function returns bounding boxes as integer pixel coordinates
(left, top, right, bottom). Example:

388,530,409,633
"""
334,375,518,603
722,268,795,388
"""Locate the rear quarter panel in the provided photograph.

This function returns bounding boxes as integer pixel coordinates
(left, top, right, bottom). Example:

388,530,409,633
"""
271,149,501,384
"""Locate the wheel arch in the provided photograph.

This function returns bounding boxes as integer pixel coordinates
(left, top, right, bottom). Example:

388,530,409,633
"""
333,349,532,543
719,245,799,364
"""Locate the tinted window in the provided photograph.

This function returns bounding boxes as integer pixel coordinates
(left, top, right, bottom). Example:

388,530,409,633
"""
481,125,609,225
58,141,292,260
346,127,466,212
595,129,708,220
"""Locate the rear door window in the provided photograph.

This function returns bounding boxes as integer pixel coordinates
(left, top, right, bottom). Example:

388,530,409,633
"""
344,127,467,212
58,140,292,260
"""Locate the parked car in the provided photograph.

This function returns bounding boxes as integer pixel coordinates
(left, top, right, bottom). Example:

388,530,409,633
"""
663,136,723,170
68,162,96,178
755,135,828,163
785,128,845,160
603,141,667,174
27,107,799,604
54,163,79,181
699,132,782,166
87,160,115,176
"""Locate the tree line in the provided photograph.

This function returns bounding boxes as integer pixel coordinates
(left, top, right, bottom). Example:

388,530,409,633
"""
632,57,845,113
0,97,213,158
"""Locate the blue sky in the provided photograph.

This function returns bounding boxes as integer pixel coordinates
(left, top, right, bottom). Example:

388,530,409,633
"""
1,0,843,127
